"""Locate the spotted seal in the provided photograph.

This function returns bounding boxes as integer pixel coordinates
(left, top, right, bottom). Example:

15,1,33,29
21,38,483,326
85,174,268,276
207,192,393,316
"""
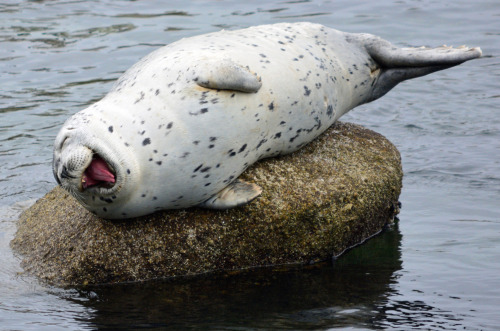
52,22,482,219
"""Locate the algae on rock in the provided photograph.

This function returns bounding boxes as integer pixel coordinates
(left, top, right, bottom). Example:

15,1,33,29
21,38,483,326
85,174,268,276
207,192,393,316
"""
11,122,403,286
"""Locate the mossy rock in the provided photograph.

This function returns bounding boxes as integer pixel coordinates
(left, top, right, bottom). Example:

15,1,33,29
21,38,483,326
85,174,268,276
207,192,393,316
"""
11,122,402,286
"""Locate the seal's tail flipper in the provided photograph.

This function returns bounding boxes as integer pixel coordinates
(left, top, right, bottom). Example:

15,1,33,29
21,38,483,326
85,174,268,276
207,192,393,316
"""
347,33,482,101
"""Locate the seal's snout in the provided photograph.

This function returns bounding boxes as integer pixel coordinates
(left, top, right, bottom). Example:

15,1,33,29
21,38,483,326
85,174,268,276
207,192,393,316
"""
54,145,93,189
55,142,116,191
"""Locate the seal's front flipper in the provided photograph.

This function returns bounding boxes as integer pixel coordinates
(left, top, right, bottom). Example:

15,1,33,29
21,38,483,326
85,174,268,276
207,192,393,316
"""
346,33,482,101
194,58,262,93
199,179,262,209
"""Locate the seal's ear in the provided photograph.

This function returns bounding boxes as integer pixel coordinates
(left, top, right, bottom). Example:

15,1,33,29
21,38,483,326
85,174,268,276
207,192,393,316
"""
198,179,262,209
193,58,262,93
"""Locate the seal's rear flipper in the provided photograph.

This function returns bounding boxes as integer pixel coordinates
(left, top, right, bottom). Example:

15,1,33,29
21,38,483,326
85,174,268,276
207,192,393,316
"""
346,33,482,101
199,179,262,209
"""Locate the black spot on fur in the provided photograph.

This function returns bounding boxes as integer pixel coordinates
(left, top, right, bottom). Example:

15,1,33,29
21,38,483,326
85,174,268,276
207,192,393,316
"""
155,89,160,95
127,169,131,174
210,137,217,142
134,91,145,104
326,105,334,117
200,167,211,173
239,144,247,153
304,86,311,96
143,138,151,146
194,164,203,172
108,126,113,133
167,122,173,129
189,108,209,116
274,132,282,139
223,176,234,183
256,138,267,149
268,102,274,111
156,161,162,165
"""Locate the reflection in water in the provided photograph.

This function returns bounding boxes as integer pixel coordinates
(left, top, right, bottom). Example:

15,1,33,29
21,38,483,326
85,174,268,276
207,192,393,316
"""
71,223,403,330
374,300,463,330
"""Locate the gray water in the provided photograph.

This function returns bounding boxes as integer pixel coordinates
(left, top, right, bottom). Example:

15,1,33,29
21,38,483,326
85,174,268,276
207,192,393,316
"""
1,0,499,329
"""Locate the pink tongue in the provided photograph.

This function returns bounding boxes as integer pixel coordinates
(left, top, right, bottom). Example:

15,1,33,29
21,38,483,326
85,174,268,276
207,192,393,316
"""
82,157,115,189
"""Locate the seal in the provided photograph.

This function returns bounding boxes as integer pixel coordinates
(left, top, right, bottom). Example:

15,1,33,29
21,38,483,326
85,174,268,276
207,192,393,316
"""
52,22,482,219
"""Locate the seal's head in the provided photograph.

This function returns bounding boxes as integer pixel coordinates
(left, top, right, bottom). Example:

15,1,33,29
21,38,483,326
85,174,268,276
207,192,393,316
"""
52,109,138,218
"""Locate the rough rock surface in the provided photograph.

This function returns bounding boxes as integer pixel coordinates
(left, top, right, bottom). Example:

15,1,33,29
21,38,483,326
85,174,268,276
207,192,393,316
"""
11,122,403,286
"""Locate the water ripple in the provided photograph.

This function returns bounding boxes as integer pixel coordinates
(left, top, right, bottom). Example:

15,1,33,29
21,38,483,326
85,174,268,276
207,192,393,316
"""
114,11,195,18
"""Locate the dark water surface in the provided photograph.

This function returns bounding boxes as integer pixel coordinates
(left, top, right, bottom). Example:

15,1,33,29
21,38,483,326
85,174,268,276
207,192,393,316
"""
1,0,499,330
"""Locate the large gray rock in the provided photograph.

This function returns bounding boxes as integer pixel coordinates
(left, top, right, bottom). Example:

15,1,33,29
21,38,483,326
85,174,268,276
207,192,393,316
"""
11,122,402,286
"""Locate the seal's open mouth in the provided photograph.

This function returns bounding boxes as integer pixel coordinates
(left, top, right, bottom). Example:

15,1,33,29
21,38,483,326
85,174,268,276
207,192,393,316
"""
82,155,115,189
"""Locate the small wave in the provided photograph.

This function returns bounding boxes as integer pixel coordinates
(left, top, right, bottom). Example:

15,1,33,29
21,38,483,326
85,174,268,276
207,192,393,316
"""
0,105,37,114
114,11,195,18
71,24,136,39
276,12,331,19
